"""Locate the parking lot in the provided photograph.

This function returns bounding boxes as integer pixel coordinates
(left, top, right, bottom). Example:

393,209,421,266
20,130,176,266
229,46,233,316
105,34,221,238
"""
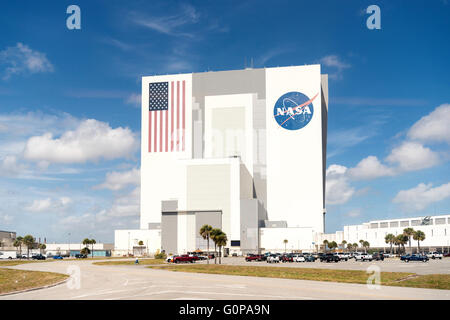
198,256,450,275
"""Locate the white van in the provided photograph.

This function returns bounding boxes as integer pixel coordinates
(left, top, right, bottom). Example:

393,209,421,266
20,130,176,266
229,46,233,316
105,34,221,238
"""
0,251,17,259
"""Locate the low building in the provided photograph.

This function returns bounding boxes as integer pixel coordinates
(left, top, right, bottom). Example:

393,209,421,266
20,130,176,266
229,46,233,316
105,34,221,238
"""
44,243,114,257
329,214,450,253
0,230,17,251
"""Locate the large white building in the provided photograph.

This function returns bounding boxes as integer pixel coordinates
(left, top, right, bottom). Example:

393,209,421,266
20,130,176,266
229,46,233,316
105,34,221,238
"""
321,214,450,253
115,65,329,255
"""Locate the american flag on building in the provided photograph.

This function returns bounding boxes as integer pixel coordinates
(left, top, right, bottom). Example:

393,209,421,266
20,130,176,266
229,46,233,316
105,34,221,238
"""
148,80,185,153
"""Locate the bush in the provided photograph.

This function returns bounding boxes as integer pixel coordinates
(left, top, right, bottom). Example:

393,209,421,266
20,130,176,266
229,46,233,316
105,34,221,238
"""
154,252,167,259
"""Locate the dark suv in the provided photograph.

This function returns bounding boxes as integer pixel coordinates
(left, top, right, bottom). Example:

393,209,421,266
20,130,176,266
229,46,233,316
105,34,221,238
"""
75,253,87,259
320,253,340,263
372,252,385,261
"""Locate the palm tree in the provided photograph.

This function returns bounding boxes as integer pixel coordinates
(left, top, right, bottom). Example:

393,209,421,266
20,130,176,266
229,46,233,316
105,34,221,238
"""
352,243,358,252
90,239,96,258
210,228,222,264
340,240,347,251
39,243,46,255
283,239,288,253
82,238,91,258
413,230,426,254
329,241,338,252
216,232,228,264
13,239,22,255
22,235,35,258
323,240,329,252
385,234,395,254
16,236,23,256
396,234,408,254
199,225,213,264
403,228,415,253
363,241,370,253
138,240,144,246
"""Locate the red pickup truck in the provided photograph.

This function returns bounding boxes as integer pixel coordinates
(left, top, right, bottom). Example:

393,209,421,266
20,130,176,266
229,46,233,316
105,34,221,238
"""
173,254,197,263
245,254,263,262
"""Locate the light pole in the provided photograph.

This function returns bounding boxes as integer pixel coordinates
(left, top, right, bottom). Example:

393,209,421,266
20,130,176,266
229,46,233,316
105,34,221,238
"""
68,233,71,257
128,232,130,256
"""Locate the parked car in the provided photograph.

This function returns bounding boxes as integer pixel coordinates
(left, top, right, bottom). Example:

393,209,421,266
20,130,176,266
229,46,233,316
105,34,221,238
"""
372,252,385,261
354,253,373,262
75,253,87,259
303,254,316,262
334,253,348,261
166,255,176,263
232,253,238,257
281,254,294,263
0,252,16,259
32,254,46,260
444,252,450,257
266,254,280,263
293,255,305,262
173,254,196,263
245,254,263,262
401,254,429,262
320,253,340,263
426,252,443,260
53,255,63,260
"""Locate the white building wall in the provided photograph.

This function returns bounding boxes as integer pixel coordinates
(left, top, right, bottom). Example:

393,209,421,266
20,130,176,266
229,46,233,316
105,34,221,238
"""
114,229,161,255
342,215,450,249
265,65,324,232
260,227,315,252
140,74,193,229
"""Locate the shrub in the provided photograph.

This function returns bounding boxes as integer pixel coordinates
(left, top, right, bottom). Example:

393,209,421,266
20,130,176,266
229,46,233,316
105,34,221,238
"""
154,252,167,259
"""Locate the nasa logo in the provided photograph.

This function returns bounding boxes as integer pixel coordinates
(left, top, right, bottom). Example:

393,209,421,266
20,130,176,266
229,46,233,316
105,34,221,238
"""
273,91,318,130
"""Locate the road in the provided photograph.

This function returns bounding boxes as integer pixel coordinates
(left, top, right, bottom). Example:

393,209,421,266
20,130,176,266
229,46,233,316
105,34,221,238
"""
1,259,449,300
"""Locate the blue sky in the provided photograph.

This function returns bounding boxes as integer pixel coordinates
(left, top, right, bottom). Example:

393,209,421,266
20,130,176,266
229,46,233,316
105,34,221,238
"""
0,0,449,242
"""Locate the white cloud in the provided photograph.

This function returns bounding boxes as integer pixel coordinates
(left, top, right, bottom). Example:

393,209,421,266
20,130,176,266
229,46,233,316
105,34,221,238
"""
319,55,350,79
132,4,199,37
348,156,395,180
325,164,355,205
97,187,140,220
0,155,26,177
26,197,72,212
393,182,450,212
0,43,54,79
408,103,450,144
125,93,141,107
23,119,138,164
95,168,140,191
346,208,362,218
386,141,440,172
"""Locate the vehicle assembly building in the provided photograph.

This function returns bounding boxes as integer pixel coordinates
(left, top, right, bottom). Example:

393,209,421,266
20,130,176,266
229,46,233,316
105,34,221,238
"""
115,65,329,255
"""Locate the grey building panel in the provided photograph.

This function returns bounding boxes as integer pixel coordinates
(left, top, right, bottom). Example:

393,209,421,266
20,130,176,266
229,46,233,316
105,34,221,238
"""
148,223,161,230
195,211,222,250
264,220,288,228
321,74,328,232
161,212,178,254
161,200,178,212
192,68,266,161
240,199,260,253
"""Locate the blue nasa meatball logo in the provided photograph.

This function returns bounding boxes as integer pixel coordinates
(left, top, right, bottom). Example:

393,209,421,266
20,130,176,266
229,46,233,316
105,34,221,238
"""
273,91,318,130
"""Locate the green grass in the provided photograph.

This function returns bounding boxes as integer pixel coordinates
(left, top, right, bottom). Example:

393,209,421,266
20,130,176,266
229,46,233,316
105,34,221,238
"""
148,264,450,290
0,259,53,267
94,259,166,266
0,269,68,294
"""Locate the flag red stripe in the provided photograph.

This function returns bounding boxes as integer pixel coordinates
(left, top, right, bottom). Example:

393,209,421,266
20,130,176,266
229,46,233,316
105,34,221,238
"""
171,82,174,152
159,110,162,152
182,80,185,151
153,109,157,152
177,81,180,151
165,109,168,152
148,111,152,152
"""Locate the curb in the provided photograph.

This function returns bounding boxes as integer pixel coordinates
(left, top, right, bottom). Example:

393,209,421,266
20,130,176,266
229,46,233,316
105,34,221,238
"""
0,277,69,297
